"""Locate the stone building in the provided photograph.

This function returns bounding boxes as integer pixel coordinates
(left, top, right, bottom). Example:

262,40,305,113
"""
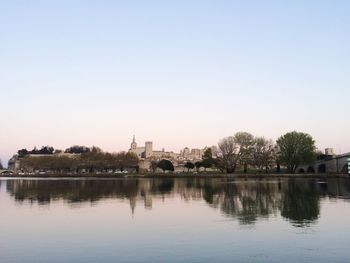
128,136,217,163
129,136,178,160
129,135,152,159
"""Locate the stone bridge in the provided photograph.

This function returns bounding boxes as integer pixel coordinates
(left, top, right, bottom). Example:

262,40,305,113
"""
298,153,350,174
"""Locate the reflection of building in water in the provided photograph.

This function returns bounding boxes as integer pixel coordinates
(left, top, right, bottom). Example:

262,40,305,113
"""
129,196,137,215
5,178,350,226
129,179,154,213
144,194,152,209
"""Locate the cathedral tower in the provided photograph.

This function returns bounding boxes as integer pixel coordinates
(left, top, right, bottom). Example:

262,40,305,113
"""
145,141,153,158
130,135,137,150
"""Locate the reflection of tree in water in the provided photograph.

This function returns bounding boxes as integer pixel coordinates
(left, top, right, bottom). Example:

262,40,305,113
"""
5,178,350,227
212,180,281,225
151,178,174,194
6,179,179,214
171,178,282,225
6,179,138,205
280,180,320,227
196,178,329,226
203,182,219,204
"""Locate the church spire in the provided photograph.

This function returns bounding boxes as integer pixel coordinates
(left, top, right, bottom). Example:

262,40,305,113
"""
130,135,137,150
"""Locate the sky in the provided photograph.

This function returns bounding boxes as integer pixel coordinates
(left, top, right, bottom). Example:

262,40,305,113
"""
0,0,349,166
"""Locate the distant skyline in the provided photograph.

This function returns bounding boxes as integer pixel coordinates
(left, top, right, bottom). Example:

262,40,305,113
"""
1,0,350,166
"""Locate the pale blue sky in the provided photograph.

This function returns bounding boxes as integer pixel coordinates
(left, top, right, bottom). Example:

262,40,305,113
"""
1,0,349,165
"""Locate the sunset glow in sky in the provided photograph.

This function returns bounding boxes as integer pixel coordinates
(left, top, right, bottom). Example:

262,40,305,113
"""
1,1,349,165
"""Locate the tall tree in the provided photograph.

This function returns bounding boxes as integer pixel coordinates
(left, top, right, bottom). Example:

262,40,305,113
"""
217,136,239,173
277,131,316,173
252,137,276,173
234,132,254,173
0,159,3,169
202,148,215,170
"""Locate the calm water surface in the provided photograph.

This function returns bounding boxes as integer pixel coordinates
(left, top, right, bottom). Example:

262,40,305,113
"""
0,177,350,263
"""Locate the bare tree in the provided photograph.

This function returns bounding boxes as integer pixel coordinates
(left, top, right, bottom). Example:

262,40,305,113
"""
252,137,276,173
218,136,239,173
234,132,254,173
19,150,139,174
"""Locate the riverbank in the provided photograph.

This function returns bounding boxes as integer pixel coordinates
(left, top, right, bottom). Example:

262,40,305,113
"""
1,172,348,179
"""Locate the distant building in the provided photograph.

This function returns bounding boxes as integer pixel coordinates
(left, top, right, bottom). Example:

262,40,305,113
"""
325,148,335,156
129,136,177,160
128,136,217,163
129,135,147,159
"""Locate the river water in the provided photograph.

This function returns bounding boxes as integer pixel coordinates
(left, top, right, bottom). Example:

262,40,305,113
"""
0,177,349,263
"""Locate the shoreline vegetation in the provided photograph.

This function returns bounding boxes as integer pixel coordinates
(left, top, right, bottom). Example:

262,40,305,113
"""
4,131,349,175
1,172,348,179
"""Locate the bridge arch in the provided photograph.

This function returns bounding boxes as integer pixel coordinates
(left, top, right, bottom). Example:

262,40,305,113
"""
298,168,305,173
307,166,315,173
341,164,348,174
318,164,326,173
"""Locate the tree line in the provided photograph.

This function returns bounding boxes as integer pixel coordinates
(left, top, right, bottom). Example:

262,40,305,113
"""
18,145,94,157
18,146,55,157
14,131,317,174
19,146,139,173
181,131,316,174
